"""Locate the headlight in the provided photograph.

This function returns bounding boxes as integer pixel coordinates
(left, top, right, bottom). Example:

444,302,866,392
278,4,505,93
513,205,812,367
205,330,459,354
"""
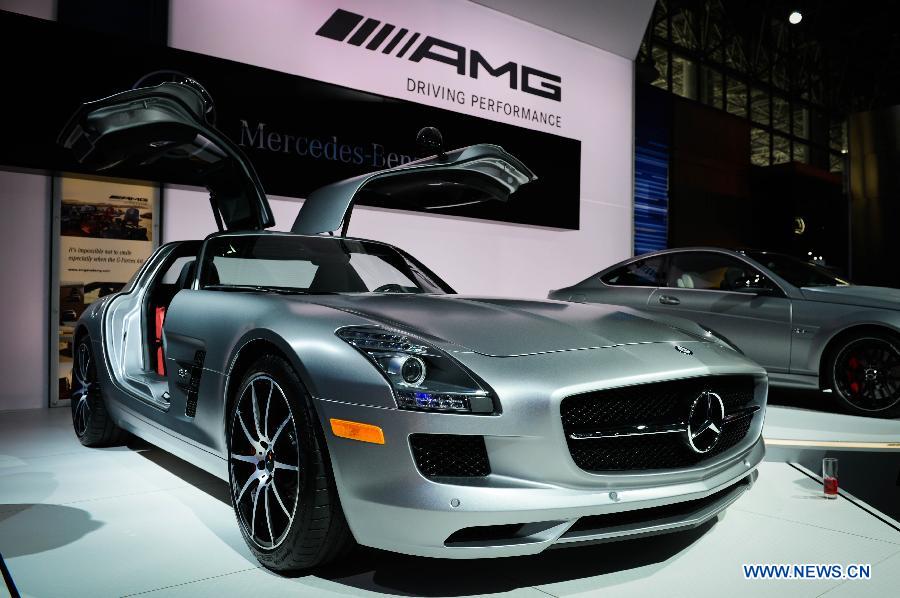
337,327,496,414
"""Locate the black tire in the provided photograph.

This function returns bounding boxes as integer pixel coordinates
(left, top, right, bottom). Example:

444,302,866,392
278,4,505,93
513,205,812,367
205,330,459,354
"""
71,335,127,446
827,331,900,418
227,355,354,571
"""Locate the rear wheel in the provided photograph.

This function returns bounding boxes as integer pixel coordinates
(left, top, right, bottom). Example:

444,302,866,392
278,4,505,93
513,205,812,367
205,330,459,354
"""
71,336,126,446
228,355,354,571
828,333,900,418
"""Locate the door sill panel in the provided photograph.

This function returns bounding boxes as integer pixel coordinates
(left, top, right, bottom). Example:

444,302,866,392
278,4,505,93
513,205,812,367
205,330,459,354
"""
109,400,228,481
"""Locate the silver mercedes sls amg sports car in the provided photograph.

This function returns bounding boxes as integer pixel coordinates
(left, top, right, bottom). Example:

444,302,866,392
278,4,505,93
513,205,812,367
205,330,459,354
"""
60,79,768,571
550,247,900,418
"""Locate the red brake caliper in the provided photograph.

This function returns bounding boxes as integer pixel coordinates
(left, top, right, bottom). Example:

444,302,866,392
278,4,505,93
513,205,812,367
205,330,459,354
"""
847,356,860,394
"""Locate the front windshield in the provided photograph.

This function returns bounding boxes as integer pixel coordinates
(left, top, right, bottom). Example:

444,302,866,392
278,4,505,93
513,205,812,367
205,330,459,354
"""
746,251,850,288
201,234,452,294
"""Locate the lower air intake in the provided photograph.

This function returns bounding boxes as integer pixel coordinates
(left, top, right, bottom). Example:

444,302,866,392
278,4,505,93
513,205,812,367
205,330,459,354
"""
409,434,490,478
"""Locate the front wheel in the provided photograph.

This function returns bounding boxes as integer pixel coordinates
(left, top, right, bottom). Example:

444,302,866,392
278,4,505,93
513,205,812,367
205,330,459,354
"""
828,333,900,418
228,355,354,571
70,335,126,446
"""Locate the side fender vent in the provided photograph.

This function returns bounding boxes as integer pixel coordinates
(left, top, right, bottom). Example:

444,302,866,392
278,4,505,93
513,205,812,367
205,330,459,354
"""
184,350,206,417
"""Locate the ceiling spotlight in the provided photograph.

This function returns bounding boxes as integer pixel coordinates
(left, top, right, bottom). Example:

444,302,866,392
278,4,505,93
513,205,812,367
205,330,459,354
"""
788,11,802,24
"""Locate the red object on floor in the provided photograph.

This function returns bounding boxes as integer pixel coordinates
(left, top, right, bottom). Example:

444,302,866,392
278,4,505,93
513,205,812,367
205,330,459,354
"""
154,306,166,376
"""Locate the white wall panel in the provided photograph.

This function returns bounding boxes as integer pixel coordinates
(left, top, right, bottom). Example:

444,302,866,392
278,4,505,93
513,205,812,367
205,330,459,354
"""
168,0,635,297
0,170,49,410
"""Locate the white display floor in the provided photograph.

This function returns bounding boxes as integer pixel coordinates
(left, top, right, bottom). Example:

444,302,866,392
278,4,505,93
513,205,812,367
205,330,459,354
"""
1,407,898,598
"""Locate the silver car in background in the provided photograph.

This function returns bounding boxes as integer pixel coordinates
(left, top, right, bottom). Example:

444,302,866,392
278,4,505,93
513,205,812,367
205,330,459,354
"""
551,247,900,418
60,79,768,572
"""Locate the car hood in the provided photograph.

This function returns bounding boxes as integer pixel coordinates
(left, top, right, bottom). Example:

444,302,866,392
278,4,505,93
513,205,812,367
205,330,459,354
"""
800,285,900,310
311,294,705,357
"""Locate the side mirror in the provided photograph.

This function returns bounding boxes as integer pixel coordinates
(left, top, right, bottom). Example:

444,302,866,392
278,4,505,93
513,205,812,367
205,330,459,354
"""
740,284,775,296
726,271,775,295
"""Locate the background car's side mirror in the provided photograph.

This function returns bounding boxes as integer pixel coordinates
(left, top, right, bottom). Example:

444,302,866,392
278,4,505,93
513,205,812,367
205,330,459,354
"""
738,283,775,295
724,269,776,295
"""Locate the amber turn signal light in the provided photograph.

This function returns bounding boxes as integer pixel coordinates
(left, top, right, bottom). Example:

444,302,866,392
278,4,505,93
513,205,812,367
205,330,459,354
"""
330,418,385,445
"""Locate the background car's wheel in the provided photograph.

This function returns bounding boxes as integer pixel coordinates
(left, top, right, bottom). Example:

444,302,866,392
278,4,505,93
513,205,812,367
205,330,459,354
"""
71,335,126,446
228,355,354,571
827,332,900,418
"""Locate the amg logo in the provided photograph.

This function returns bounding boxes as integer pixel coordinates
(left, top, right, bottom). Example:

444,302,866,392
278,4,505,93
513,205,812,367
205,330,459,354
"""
316,8,562,102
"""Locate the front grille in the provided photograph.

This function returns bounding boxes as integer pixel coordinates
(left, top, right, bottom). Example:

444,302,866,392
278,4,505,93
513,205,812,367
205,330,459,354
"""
561,376,757,472
410,434,490,478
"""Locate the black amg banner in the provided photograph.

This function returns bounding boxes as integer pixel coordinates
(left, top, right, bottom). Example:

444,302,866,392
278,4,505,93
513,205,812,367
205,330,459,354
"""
0,10,581,229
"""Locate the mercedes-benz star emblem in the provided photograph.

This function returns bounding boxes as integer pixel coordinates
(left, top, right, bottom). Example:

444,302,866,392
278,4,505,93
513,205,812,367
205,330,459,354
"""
674,345,693,355
686,391,725,454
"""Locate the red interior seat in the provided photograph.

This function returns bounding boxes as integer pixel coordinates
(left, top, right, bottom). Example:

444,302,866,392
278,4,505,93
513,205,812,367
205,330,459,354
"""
154,305,166,375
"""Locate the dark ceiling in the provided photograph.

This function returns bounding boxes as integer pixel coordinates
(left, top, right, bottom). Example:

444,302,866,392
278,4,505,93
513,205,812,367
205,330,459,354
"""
714,0,900,114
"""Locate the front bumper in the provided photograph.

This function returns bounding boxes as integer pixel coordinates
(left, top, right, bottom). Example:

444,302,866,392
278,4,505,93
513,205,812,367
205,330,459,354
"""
315,400,764,559
315,340,767,558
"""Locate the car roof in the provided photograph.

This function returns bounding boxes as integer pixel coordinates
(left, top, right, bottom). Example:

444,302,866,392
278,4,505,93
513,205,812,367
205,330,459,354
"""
583,246,804,297
203,228,400,250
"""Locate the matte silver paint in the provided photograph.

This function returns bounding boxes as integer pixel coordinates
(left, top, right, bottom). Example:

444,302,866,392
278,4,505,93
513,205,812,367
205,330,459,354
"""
78,234,768,558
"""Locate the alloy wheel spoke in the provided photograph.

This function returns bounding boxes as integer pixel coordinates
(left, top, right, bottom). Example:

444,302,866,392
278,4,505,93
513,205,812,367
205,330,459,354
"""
270,416,291,446
78,397,90,433
263,381,273,439
251,383,263,439
271,483,292,519
77,345,89,382
250,482,263,539
230,454,258,464
274,461,299,472
236,470,260,504
238,411,257,447
265,487,275,545
74,399,85,434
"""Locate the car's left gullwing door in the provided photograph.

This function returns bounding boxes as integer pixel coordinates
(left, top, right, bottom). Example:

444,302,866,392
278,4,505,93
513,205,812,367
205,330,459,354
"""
292,142,536,235
59,79,275,231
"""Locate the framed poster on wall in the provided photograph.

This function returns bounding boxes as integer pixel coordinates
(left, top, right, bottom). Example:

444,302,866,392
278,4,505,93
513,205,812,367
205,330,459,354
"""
51,174,160,407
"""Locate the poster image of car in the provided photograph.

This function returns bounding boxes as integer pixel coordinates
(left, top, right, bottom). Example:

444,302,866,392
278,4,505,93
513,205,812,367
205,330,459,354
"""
59,176,156,285
60,175,153,242
55,176,156,406
59,281,126,325
61,202,151,241
59,283,85,325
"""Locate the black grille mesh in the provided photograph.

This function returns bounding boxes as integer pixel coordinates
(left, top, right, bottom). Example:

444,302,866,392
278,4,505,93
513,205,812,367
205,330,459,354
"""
562,376,757,472
410,434,490,478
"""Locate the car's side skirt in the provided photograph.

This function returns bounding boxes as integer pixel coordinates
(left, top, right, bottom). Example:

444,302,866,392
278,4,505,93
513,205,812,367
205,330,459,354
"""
767,371,820,390
108,398,229,481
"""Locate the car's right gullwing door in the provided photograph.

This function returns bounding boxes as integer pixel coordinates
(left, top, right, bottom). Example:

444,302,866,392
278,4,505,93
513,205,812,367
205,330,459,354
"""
291,143,536,235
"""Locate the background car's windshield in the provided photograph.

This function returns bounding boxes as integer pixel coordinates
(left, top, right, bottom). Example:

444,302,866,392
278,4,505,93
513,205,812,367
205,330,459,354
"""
201,234,452,294
746,252,850,288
